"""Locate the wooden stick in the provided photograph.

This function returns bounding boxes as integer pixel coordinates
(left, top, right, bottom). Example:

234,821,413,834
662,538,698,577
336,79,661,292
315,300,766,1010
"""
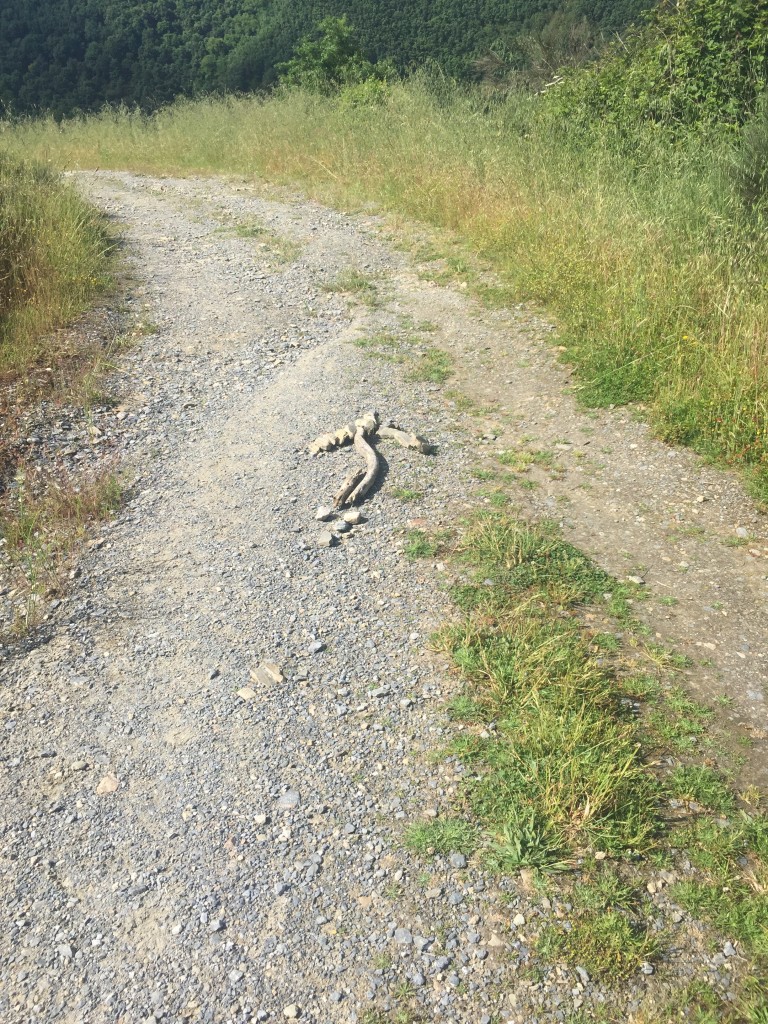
349,429,380,504
333,467,365,509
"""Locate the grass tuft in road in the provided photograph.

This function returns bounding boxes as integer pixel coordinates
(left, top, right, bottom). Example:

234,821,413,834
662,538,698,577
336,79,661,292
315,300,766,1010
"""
406,347,453,384
1,465,125,636
433,512,659,870
537,909,659,981
404,818,478,857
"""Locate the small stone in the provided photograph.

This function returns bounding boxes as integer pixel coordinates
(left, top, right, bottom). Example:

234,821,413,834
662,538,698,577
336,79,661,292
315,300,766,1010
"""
413,935,431,953
640,962,654,975
277,790,300,810
254,813,269,826
369,686,390,698
315,506,333,522
394,928,413,945
575,966,590,985
449,852,467,869
96,773,119,795
425,887,442,899
448,891,464,905
723,942,736,957
512,913,526,927
626,575,645,586
736,527,749,539
411,972,425,987
237,687,257,701
70,760,88,772
57,944,74,960
343,509,362,525
434,956,451,972
228,969,243,984
316,531,335,548
209,919,224,933
335,520,350,534
329,991,343,1003
250,662,284,686
308,640,326,654
171,924,183,936
283,1005,300,1019
274,883,290,896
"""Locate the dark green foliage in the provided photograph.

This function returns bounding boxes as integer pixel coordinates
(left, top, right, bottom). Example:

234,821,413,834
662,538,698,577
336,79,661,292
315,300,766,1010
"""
545,0,768,131
276,17,387,93
0,0,650,117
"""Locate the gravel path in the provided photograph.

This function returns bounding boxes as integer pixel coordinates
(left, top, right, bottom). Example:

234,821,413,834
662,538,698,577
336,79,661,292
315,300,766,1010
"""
1,173,765,1024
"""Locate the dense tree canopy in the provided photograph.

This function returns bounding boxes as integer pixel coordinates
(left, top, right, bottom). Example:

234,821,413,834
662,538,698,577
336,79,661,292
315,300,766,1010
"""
0,0,652,116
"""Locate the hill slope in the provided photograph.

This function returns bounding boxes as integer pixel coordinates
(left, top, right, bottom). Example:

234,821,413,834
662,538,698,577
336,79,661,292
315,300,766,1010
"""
0,0,651,115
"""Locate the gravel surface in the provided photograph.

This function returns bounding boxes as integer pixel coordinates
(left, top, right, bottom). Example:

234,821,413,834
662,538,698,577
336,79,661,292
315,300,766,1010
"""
1,173,765,1023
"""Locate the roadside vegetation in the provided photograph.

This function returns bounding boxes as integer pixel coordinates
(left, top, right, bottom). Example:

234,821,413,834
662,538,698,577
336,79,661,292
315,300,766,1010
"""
0,154,113,380
406,508,767,1019
0,157,119,637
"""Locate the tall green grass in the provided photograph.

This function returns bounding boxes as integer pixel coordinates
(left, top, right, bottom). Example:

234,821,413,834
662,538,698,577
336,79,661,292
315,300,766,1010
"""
0,155,113,380
4,82,766,494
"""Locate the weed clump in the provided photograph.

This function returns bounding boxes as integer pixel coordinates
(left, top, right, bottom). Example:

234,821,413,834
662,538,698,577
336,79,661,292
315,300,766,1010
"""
0,155,113,380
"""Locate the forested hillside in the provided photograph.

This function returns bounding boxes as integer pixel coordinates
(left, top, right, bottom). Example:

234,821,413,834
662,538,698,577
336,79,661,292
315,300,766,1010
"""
0,0,651,116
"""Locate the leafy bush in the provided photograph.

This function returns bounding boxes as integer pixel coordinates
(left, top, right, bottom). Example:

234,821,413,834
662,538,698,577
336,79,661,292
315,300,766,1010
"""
545,0,768,132
277,16,393,95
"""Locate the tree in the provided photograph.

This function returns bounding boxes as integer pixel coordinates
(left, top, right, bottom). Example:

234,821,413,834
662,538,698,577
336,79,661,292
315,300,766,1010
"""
276,16,379,93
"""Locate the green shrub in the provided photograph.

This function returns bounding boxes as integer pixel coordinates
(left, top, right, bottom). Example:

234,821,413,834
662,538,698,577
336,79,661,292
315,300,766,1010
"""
545,0,768,132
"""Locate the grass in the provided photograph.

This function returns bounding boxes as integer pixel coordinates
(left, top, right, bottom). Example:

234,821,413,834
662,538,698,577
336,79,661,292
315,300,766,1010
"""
537,910,659,980
412,508,767,1009
0,154,114,381
404,818,478,857
4,82,768,496
403,528,448,560
497,448,556,473
431,513,660,870
0,464,124,635
323,267,380,305
390,486,422,502
406,347,453,384
351,331,404,361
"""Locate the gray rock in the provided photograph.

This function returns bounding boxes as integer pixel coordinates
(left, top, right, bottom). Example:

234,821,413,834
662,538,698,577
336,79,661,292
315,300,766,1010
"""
314,507,333,522
394,928,412,945
278,790,300,809
316,531,335,548
449,852,466,869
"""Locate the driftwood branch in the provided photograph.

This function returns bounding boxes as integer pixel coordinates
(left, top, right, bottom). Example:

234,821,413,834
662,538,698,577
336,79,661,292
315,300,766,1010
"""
311,410,430,514
333,466,366,509
348,429,380,505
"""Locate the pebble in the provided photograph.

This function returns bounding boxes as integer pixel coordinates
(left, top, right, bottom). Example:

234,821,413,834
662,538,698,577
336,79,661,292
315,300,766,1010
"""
277,790,300,810
449,852,467,869
283,1005,300,1019
314,507,333,521
316,531,335,548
